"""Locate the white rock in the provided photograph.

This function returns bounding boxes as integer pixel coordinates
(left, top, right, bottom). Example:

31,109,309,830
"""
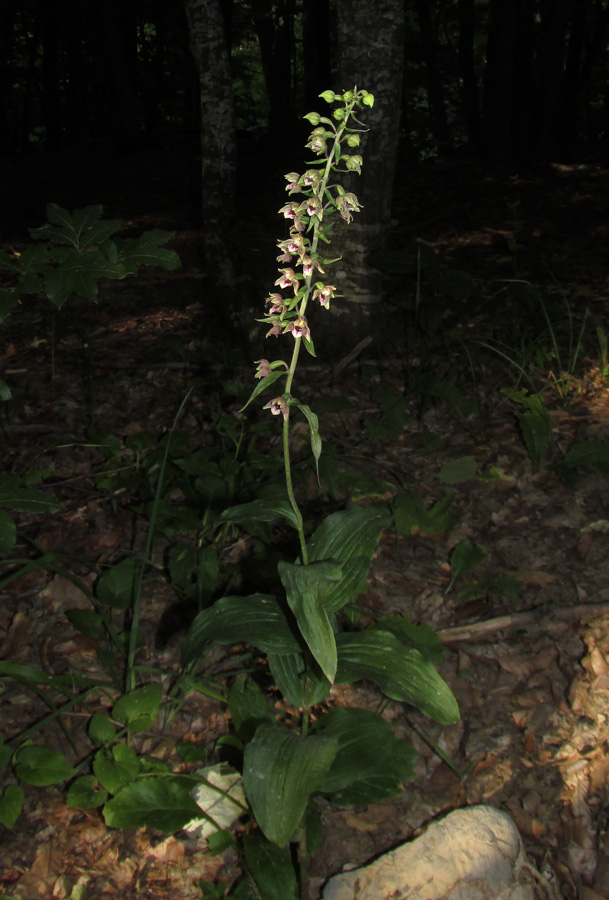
322,805,535,900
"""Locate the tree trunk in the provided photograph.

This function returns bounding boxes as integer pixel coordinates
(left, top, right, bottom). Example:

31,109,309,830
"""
457,0,482,153
97,0,140,147
0,2,17,153
302,0,331,111
251,0,296,136
536,0,569,157
329,0,405,349
184,0,237,288
414,0,451,153
482,0,536,160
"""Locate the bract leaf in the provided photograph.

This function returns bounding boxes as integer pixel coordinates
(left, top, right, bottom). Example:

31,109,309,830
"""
239,371,285,412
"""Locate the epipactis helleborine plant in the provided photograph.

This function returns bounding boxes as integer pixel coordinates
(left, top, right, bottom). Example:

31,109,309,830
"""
243,88,374,563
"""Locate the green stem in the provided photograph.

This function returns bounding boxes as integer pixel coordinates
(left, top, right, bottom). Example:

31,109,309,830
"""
279,100,359,564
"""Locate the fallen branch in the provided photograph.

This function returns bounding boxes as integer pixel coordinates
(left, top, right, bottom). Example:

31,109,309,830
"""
437,601,609,643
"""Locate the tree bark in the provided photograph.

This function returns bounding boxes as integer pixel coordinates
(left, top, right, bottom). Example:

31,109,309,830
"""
482,0,536,160
536,0,569,157
457,0,482,153
251,0,296,136
329,0,405,349
414,0,451,153
184,0,237,287
302,0,331,111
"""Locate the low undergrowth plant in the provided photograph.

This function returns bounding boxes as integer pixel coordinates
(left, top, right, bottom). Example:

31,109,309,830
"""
0,90,459,900
0,202,181,391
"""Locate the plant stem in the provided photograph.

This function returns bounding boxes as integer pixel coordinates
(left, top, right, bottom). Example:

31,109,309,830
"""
279,100,360,564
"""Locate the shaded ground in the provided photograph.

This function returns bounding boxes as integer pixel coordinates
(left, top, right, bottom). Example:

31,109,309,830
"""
2,145,609,899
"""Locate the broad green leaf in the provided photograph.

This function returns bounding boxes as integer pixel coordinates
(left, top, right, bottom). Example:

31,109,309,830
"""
88,712,116,746
518,411,551,473
330,738,417,806
0,784,24,828
0,509,16,556
267,652,331,708
65,608,104,639
77,220,122,251
0,660,53,684
307,505,389,612
103,777,200,832
561,439,609,472
207,829,234,855
0,474,60,514
113,230,181,273
243,831,298,900
336,629,459,724
0,739,11,769
243,723,337,846
94,744,139,795
33,204,118,250
181,594,301,664
217,498,298,529
278,560,341,682
393,490,453,536
44,249,127,307
0,377,13,398
13,744,76,786
228,677,272,741
0,245,47,278
29,203,82,245
437,456,478,484
97,557,138,610
371,615,444,664
66,776,108,809
448,540,487,592
314,708,398,792
197,545,220,601
304,799,324,855
112,683,162,731
314,707,417,801
176,741,208,763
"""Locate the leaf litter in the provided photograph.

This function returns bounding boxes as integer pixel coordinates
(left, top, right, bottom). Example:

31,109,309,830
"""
1,154,609,899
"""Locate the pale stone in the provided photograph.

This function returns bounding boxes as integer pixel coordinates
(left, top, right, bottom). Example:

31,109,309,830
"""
322,805,535,900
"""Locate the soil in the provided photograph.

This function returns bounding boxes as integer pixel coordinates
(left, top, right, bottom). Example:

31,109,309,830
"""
1,141,609,900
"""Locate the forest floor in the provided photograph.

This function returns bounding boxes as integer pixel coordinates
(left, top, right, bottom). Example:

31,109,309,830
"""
1,141,609,900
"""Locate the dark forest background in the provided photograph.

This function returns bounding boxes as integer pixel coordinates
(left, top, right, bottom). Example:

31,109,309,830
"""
2,0,608,161
2,0,609,324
